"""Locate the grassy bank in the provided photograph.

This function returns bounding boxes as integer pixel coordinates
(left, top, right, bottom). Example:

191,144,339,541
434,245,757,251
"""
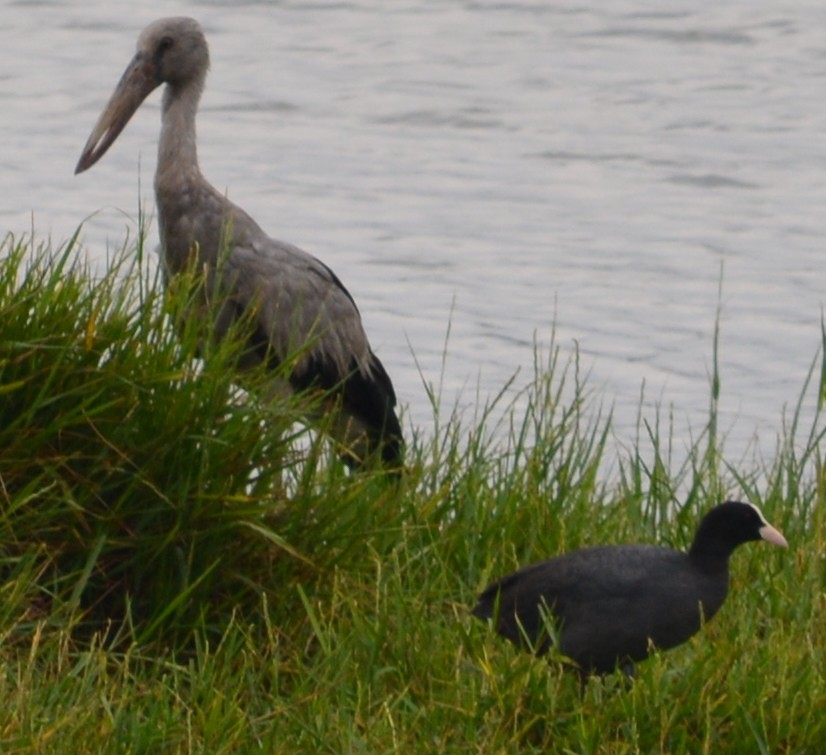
0,231,823,752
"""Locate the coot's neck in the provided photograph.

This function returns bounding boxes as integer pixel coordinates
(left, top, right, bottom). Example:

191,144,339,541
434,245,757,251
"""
688,546,731,574
688,530,735,573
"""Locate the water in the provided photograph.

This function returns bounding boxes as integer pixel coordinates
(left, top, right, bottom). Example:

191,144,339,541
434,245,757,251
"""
3,1,825,465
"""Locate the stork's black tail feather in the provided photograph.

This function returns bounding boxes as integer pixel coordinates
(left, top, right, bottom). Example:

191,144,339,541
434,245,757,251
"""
241,317,403,472
289,349,404,472
345,368,404,469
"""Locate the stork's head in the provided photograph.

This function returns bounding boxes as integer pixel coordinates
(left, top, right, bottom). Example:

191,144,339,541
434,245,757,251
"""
75,17,209,173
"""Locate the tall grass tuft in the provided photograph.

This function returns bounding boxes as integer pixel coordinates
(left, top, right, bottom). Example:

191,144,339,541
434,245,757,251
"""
0,231,400,648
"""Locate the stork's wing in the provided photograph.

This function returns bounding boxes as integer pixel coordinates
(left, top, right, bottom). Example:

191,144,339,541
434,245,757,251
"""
220,232,402,467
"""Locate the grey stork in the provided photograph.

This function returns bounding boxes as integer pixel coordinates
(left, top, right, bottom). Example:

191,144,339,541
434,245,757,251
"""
75,17,403,471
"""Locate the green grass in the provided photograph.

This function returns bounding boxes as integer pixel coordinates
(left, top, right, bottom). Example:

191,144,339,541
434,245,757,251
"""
0,229,824,753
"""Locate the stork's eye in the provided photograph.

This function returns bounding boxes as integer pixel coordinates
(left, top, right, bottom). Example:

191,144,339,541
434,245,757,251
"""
158,35,174,54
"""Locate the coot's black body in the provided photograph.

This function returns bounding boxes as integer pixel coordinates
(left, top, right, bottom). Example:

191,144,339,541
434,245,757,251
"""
472,501,787,675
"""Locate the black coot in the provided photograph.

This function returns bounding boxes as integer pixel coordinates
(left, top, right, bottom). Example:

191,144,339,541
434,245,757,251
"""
472,501,787,675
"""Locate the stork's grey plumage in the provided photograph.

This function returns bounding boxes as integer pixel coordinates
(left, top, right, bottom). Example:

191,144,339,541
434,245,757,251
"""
76,17,403,470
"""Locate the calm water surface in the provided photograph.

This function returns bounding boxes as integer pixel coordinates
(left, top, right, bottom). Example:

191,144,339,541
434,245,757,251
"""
3,0,826,466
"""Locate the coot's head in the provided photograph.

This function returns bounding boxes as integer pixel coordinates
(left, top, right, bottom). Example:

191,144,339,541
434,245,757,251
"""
689,500,787,559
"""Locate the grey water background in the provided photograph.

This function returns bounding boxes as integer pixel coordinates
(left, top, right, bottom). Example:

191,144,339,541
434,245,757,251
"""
3,1,825,468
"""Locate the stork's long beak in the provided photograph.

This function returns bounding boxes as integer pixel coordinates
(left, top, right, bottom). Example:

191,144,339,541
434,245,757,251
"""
75,52,159,174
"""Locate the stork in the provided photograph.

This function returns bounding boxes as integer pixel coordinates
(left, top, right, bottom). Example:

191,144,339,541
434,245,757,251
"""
75,17,403,471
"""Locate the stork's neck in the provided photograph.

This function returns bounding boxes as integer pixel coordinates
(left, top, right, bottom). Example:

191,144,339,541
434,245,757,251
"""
156,78,205,190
